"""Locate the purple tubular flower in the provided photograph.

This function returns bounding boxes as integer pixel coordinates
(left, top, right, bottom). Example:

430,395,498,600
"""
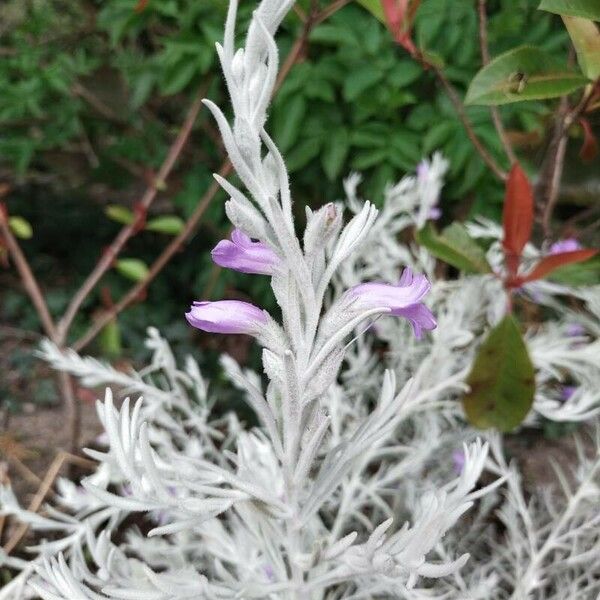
186,300,267,334
349,268,437,339
550,238,581,254
211,229,280,275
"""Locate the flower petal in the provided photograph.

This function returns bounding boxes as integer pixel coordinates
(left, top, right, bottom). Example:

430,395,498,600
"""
186,300,267,334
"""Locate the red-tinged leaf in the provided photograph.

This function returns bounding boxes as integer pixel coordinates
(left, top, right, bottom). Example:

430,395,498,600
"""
134,0,149,13
502,163,534,272
579,118,598,163
381,0,419,54
518,249,598,284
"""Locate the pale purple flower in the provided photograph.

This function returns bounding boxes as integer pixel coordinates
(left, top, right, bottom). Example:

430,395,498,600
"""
416,160,429,182
452,449,465,474
550,238,581,254
561,386,577,402
566,323,586,337
186,300,267,334
263,564,276,583
211,229,280,275
428,206,442,220
348,268,436,338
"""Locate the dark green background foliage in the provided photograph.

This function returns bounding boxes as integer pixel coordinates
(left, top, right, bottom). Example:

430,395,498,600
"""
0,0,587,365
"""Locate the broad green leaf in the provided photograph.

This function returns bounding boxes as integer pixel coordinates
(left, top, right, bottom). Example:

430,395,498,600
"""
539,0,600,20
562,16,600,80
343,66,384,101
115,258,149,282
322,128,350,181
286,137,322,173
161,60,197,96
105,205,135,225
416,222,492,273
355,0,385,23
145,215,185,235
463,315,535,432
465,46,589,105
8,216,33,239
275,95,306,152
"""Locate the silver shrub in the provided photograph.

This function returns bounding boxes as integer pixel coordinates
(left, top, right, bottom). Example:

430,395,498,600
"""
2,1,600,599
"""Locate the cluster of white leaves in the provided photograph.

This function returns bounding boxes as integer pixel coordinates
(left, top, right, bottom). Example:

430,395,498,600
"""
2,0,600,599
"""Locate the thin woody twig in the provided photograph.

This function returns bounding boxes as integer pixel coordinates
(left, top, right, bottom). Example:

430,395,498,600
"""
430,65,507,181
539,86,595,238
0,211,57,341
477,0,516,165
73,164,231,351
56,90,205,345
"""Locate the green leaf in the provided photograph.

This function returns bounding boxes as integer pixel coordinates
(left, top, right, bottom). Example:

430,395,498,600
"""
115,258,149,282
161,60,197,96
322,128,350,181
274,95,306,152
355,0,385,23
465,46,589,105
539,0,600,20
343,66,384,101
98,318,122,359
145,215,185,235
547,255,600,286
8,216,33,239
416,222,492,273
286,137,322,173
105,205,135,226
463,315,535,432
562,16,600,80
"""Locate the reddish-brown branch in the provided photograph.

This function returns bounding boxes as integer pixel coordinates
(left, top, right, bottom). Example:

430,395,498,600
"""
429,64,507,181
73,0,338,352
538,86,595,238
56,91,205,345
477,0,516,165
73,162,232,351
0,209,57,340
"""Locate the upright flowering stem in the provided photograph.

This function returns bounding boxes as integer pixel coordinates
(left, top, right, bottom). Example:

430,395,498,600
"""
189,0,438,593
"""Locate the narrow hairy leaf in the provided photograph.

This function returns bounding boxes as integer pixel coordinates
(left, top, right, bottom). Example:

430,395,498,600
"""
562,16,600,80
539,0,600,20
463,316,535,432
465,46,589,105
519,249,598,283
416,222,492,274
145,215,185,235
502,163,533,274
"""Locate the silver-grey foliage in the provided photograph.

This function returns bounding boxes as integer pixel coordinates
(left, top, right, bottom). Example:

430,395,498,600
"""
1,1,600,599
